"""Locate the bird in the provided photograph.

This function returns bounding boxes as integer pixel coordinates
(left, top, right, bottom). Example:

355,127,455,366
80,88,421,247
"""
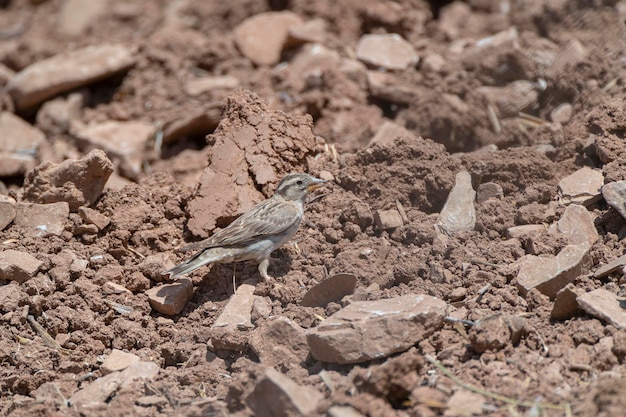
164,173,325,281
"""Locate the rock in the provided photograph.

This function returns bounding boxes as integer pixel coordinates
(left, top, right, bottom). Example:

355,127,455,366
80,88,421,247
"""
594,253,626,278
0,62,15,86
186,91,316,236
476,182,503,204
307,294,447,364
162,109,221,145
551,284,583,320
301,273,357,308
0,112,46,177
0,195,17,230
506,224,545,239
328,406,367,417
245,368,323,417
118,361,159,388
287,18,326,44
14,202,70,237
69,372,121,408
548,39,587,74
447,390,486,416
33,382,66,405
557,167,603,206
78,207,110,231
184,75,240,97
436,171,476,234
139,253,173,282
356,34,419,70
211,280,257,351
373,209,404,231
36,92,84,134
550,103,573,124
57,0,107,36
577,289,626,329
102,281,132,295
146,278,193,315
0,281,27,312
101,349,140,375
7,44,136,111
602,180,626,220
369,120,416,147
468,314,526,352
249,316,308,366
70,120,154,180
421,53,445,73
234,12,303,66
547,204,598,247
22,149,113,212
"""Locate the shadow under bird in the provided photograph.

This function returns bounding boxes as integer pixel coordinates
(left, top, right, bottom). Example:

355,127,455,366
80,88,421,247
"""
164,173,325,281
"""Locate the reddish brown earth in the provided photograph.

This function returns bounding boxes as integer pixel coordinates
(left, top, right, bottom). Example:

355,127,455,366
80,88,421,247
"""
1,1,626,416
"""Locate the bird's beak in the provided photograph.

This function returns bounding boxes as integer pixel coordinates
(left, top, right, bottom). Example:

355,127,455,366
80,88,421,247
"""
307,177,326,192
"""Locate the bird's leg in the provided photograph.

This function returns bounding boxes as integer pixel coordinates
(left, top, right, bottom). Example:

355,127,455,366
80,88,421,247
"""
258,258,272,281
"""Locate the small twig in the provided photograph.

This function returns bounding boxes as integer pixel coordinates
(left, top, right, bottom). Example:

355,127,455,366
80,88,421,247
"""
425,356,568,411
124,244,145,260
487,104,501,133
470,259,500,268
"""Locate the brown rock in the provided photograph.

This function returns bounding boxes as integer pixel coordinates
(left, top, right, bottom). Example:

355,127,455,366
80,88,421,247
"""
307,294,447,364
139,253,173,282
57,0,107,36
476,80,540,118
469,314,526,352
146,278,193,316
22,149,113,212
548,204,598,247
162,109,221,145
245,368,323,417
369,120,416,147
101,349,140,375
0,195,17,230
0,281,27,312
78,206,110,231
287,18,326,44
374,209,404,231
118,361,159,388
186,91,316,237
184,75,240,97
548,39,587,74
0,112,46,177
70,120,153,180
594,253,626,278
577,289,626,329
69,372,121,408
234,12,303,66
602,180,626,220
36,92,84,134
557,167,603,206
33,382,66,405
211,280,257,351
356,34,419,70
249,316,309,366
328,406,367,417
506,224,545,239
301,273,357,308
551,284,583,320
550,103,573,124
7,44,135,111
476,182,503,203
436,171,476,234
14,202,70,237
447,390,485,416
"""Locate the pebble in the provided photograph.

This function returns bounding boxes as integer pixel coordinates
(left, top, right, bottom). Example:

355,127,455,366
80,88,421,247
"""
0,250,42,283
506,224,545,239
301,273,357,308
14,202,70,237
577,289,626,330
139,253,174,282
184,75,240,97
78,207,110,231
245,368,323,417
36,92,85,134
551,284,583,320
7,44,136,111
550,103,573,124
421,53,445,73
146,278,193,316
0,112,46,177
548,39,587,74
356,34,419,70
249,316,308,366
517,205,597,297
557,166,603,206
287,18,326,44
211,280,257,351
0,195,16,231
22,149,114,212
70,120,154,180
101,349,140,375
476,182,503,203
57,0,107,36
307,294,447,364
602,180,626,220
374,209,404,230
436,170,476,234
369,120,416,147
234,11,303,66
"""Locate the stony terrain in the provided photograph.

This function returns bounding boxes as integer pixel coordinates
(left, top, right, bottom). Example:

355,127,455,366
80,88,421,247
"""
1,1,626,416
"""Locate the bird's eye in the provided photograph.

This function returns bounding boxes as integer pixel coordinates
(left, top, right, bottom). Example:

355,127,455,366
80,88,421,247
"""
296,180,303,186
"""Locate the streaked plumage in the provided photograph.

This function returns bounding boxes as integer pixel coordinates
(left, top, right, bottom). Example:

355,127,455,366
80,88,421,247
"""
165,173,325,281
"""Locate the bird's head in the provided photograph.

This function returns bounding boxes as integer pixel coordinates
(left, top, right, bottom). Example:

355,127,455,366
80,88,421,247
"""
275,173,325,202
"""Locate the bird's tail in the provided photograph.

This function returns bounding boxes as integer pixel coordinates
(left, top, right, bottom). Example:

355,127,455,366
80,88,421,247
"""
165,250,216,279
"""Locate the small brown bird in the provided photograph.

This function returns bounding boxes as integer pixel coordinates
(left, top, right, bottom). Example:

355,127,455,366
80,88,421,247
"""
165,173,325,281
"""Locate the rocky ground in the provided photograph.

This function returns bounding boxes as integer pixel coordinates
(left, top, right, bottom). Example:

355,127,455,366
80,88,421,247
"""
1,0,626,416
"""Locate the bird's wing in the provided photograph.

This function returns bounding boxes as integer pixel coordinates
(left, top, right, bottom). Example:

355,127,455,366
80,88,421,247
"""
182,199,301,251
